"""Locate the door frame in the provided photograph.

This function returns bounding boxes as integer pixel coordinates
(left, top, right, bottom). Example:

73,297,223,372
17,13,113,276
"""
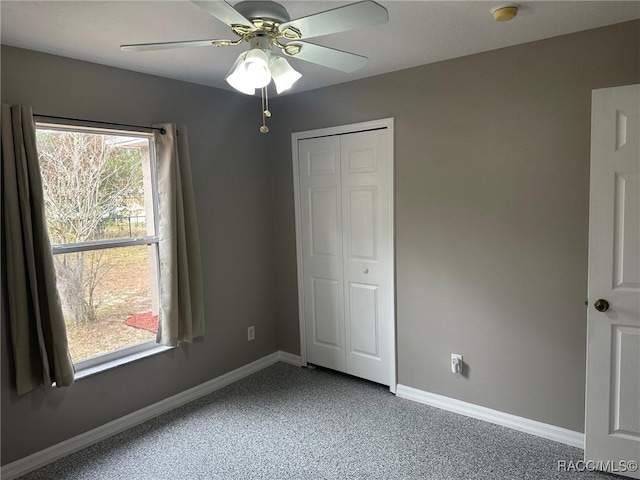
291,117,396,393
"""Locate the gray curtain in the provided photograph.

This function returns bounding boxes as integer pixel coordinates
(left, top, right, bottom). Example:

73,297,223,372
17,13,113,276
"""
1,104,75,395
153,124,204,346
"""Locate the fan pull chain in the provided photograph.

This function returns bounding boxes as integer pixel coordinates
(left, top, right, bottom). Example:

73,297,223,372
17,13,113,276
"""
260,86,271,134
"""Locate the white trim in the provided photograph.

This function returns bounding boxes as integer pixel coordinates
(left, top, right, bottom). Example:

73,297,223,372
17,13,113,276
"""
396,384,585,449
278,351,303,366
291,118,397,393
291,132,308,368
74,344,174,380
1,351,301,480
291,118,394,140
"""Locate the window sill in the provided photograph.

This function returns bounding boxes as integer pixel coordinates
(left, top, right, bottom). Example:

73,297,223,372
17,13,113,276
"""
74,344,174,381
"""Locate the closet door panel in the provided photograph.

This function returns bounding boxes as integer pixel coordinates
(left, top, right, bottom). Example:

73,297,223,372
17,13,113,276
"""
298,136,346,372
341,129,392,385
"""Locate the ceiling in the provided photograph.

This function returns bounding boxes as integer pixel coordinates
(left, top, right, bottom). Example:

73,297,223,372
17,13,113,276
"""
1,1,639,95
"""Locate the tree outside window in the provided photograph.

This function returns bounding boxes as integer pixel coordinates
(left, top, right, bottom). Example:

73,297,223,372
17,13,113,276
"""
36,125,160,363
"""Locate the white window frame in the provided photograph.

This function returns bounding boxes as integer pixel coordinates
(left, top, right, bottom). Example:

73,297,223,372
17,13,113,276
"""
36,122,170,377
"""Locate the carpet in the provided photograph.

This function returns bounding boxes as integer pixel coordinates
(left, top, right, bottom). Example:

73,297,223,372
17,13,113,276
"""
17,363,619,480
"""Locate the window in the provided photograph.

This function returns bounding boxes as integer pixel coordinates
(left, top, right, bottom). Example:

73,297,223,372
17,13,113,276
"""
36,123,161,367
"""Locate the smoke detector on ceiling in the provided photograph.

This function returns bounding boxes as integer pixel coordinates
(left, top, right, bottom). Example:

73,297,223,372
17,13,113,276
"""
491,6,518,22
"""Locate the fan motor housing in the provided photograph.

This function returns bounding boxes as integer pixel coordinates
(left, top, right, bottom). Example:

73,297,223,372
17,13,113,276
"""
233,0,291,23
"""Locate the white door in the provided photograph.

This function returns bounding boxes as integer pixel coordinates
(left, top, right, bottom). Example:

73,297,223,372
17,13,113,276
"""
298,135,346,373
340,130,392,385
296,123,394,388
585,84,640,479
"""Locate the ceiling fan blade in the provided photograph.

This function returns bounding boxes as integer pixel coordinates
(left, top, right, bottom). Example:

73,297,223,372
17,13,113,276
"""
121,39,230,52
284,41,368,73
279,1,388,40
191,1,255,29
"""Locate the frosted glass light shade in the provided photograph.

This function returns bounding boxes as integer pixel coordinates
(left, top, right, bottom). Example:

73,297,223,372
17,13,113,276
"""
241,48,271,88
226,49,272,94
225,53,255,95
270,57,302,94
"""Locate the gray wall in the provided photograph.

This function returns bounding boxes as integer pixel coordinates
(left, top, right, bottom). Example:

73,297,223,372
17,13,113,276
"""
1,46,278,464
270,21,640,433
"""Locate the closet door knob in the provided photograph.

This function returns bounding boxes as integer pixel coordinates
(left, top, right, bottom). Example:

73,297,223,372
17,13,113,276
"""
594,299,609,312
362,267,369,274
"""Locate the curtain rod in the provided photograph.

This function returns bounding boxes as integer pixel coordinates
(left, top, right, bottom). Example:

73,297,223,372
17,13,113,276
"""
34,114,166,135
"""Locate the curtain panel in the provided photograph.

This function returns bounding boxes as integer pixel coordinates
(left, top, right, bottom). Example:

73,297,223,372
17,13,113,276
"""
1,104,75,395
153,124,204,346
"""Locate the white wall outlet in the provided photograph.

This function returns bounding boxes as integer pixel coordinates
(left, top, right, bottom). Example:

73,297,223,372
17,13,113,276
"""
451,354,463,374
247,326,255,341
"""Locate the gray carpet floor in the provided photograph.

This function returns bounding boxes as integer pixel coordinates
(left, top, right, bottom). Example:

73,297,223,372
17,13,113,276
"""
19,363,619,480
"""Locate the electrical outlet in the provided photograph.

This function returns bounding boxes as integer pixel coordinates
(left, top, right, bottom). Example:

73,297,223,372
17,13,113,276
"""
451,354,463,374
247,326,255,341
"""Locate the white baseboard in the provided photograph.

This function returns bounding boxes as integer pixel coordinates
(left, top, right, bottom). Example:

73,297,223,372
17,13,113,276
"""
1,350,302,480
396,384,584,449
278,350,303,366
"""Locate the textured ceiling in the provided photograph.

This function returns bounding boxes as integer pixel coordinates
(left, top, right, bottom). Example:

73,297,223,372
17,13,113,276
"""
1,1,639,95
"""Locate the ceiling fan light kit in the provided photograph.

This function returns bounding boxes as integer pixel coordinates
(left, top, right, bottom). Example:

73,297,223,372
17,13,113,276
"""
121,0,389,133
225,49,302,95
224,34,302,95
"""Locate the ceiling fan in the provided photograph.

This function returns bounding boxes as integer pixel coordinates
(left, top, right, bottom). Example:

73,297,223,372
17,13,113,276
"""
121,0,388,132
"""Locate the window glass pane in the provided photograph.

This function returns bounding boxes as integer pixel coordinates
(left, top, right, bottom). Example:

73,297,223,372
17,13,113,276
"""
54,245,159,363
36,124,160,366
36,129,155,244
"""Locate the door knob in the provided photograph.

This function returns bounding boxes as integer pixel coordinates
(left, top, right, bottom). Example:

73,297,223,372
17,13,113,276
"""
362,267,369,274
594,299,610,312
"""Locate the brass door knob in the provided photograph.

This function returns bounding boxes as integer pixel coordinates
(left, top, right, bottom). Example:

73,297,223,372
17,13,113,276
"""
594,299,610,312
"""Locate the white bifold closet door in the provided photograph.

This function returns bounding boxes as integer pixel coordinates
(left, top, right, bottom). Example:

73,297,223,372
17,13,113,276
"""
297,128,392,386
